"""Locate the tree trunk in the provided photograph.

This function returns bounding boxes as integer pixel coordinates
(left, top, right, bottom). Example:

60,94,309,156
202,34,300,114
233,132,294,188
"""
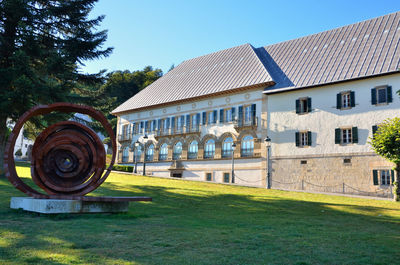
0,117,8,178
395,164,400,202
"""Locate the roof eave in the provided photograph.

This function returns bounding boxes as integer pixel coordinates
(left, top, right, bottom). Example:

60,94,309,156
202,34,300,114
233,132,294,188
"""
112,81,275,116
263,71,400,95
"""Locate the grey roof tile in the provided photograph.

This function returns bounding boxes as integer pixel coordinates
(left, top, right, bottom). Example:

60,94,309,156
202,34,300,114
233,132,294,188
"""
263,11,400,93
113,12,400,111
112,44,273,113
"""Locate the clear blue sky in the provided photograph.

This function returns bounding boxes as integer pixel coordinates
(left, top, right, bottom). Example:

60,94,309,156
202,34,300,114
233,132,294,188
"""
82,0,400,74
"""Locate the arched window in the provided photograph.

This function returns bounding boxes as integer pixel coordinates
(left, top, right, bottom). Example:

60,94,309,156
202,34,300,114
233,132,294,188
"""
204,139,215,159
122,147,129,162
146,144,154,161
135,145,142,161
188,140,198,159
222,137,234,158
173,142,182,160
241,135,254,157
159,143,168,161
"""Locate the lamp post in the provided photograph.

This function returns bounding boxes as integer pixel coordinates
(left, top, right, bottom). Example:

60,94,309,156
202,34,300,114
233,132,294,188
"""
231,142,236,183
134,140,139,174
142,134,148,176
264,136,271,189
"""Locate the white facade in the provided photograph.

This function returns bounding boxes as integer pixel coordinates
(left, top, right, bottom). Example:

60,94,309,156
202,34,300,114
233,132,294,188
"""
117,88,267,187
268,74,400,157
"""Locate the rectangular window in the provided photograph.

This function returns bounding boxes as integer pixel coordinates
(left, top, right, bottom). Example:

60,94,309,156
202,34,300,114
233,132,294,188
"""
342,92,351,108
372,85,392,105
190,114,199,131
206,172,213,181
295,131,312,147
225,108,233,122
342,128,352,144
335,127,358,144
381,170,391,185
337,91,355,109
176,116,184,133
296,98,311,114
223,172,230,183
373,169,394,186
207,111,213,124
244,105,252,122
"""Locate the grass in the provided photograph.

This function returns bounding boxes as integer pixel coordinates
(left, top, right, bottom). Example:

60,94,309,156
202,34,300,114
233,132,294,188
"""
0,164,399,264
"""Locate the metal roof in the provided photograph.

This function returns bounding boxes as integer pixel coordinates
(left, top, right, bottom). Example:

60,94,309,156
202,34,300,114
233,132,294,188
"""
113,12,400,113
262,11,400,93
112,44,273,114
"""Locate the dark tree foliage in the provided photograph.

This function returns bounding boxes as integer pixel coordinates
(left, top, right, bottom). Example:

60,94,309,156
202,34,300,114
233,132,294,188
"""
93,66,162,135
0,0,112,176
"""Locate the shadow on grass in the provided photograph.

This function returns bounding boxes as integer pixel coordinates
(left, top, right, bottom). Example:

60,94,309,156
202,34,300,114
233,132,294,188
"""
0,176,399,264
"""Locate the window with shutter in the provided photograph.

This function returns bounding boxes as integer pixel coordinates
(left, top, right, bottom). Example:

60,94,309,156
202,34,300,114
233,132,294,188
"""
335,128,341,144
336,93,342,109
220,109,224,123
372,85,393,105
373,170,379,185
352,127,358,143
186,114,190,131
238,106,243,125
296,98,311,114
202,112,206,125
296,131,311,147
372,125,378,138
213,110,217,124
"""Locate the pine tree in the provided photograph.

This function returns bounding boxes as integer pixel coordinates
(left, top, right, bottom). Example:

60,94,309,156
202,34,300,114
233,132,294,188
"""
0,0,112,176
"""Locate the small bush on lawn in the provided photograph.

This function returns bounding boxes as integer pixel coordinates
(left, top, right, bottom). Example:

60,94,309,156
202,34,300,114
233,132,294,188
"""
107,164,133,173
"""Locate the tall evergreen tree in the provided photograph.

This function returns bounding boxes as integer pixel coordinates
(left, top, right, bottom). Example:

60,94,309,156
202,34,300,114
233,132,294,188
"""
0,0,112,176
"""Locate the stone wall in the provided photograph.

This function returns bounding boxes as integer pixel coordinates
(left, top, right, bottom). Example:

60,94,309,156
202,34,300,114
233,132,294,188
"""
271,152,394,198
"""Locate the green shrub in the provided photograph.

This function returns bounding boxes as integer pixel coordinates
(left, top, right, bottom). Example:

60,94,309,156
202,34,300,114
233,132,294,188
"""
106,164,133,173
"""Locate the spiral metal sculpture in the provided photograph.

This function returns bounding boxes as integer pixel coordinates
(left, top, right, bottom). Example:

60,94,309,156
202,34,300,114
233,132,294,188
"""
4,103,117,200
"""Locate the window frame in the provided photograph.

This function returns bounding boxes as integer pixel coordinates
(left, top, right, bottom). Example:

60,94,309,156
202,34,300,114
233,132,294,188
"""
241,135,254,157
296,97,311,114
223,172,231,183
205,172,213,182
204,139,215,159
159,143,168,161
188,140,198,159
222,137,234,158
122,146,129,163
145,144,154,161
173,142,182,160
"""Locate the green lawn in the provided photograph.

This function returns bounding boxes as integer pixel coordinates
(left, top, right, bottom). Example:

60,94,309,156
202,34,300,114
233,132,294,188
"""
0,164,399,265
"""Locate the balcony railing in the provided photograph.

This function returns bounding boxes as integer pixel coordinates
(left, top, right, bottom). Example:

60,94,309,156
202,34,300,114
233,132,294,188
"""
172,152,182,160
221,150,233,158
235,117,258,128
155,124,201,138
241,148,254,157
118,134,132,141
187,152,198,159
159,154,168,161
204,151,215,159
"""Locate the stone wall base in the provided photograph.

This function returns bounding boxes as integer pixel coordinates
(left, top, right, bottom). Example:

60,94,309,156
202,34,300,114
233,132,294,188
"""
270,153,394,198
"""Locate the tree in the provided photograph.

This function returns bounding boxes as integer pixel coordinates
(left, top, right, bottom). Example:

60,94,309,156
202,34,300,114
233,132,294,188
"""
370,117,400,201
97,67,162,133
0,0,112,176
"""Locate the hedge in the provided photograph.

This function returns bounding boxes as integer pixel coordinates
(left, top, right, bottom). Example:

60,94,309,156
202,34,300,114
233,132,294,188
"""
107,164,133,173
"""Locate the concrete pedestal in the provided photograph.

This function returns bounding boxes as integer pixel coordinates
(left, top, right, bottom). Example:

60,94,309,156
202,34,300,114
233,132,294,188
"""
10,197,129,214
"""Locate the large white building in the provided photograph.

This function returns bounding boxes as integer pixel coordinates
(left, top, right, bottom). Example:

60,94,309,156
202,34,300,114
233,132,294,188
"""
112,12,400,197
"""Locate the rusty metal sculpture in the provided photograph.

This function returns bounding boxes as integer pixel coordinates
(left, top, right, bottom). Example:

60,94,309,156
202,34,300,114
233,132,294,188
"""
4,103,151,202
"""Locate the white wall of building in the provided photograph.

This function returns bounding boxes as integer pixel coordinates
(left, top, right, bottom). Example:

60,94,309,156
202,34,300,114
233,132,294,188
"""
118,88,264,147
267,74,400,157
